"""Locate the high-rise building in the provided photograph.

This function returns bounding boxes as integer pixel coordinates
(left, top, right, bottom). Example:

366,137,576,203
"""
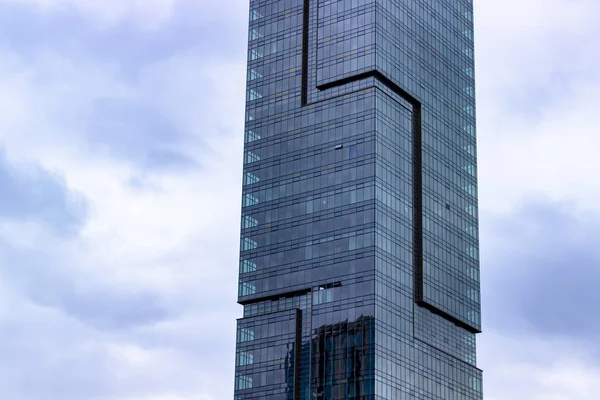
234,0,482,399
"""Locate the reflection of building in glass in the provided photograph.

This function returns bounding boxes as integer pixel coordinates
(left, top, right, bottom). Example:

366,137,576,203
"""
233,0,482,398
311,316,375,399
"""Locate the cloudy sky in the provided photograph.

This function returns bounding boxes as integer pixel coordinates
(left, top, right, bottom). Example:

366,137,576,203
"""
0,0,598,399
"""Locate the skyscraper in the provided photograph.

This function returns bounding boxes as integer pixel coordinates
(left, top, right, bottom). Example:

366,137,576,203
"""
234,0,482,399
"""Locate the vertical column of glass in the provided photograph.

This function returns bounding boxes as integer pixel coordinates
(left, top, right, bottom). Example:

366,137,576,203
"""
372,0,481,331
373,90,416,399
371,0,483,398
236,0,306,398
236,295,313,399
239,0,305,300
413,0,481,331
304,89,378,400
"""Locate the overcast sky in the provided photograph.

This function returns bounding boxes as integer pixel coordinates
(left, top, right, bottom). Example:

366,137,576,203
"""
0,0,599,399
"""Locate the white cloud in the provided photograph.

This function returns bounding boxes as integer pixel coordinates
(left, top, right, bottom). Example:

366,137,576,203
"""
475,0,600,214
481,331,600,400
477,82,600,214
0,14,245,399
474,0,600,398
0,46,245,255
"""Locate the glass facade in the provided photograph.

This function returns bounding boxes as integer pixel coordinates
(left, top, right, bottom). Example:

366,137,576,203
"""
235,0,482,399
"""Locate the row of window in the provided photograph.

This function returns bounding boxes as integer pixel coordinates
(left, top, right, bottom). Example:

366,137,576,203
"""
423,258,479,288
243,142,373,179
240,254,374,290
235,369,290,391
243,166,376,212
236,344,295,367
372,332,482,396
238,240,375,287
414,319,477,365
242,205,372,246
375,224,478,284
423,215,478,244
241,186,376,232
239,231,376,298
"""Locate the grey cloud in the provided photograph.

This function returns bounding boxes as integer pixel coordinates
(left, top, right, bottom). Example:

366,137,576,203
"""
0,1,247,75
0,1,246,175
0,240,170,331
145,149,199,171
482,200,600,339
0,235,236,400
0,1,246,399
61,288,171,331
0,149,88,235
85,97,199,172
0,307,201,400
0,318,116,400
